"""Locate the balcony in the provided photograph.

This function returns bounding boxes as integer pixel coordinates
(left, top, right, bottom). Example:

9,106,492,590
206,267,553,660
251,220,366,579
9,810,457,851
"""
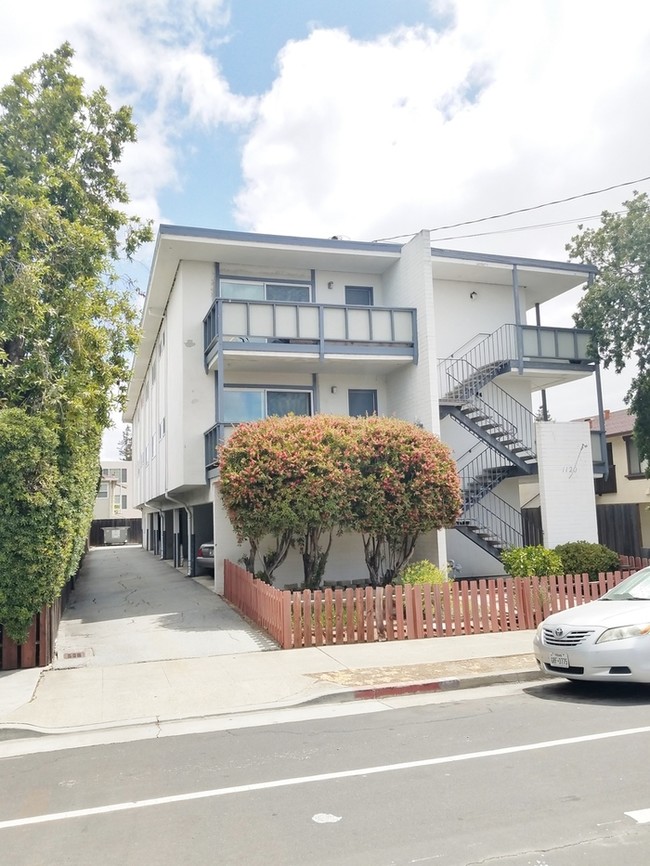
440,323,596,395
203,298,417,372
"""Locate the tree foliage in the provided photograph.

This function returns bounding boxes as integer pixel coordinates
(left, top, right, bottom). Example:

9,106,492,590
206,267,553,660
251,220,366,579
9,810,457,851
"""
568,191,650,470
0,44,151,640
118,425,133,461
219,414,461,589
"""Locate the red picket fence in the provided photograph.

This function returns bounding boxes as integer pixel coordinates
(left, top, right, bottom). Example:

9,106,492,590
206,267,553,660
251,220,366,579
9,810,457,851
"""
0,576,75,671
224,560,644,650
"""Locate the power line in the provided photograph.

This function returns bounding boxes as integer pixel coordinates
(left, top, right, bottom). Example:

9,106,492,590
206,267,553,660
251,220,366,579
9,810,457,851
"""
373,174,650,243
429,211,624,243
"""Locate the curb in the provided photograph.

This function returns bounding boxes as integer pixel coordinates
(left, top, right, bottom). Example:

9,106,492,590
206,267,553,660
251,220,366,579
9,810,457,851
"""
0,668,547,741
302,667,547,705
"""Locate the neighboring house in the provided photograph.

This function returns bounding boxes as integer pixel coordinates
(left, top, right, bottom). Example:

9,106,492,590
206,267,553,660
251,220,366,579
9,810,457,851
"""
124,226,605,589
522,409,650,557
589,409,650,555
93,461,140,520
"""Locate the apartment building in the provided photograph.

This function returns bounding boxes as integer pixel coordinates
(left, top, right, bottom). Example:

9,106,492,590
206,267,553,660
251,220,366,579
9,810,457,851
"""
93,461,140,520
125,226,605,590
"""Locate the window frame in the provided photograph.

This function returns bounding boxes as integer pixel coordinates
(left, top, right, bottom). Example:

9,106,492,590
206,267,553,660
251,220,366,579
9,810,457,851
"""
219,279,311,303
222,386,313,424
624,435,648,478
345,285,374,306
348,388,378,417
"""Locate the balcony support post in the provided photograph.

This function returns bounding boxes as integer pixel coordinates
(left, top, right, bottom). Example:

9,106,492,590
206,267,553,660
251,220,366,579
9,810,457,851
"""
511,265,524,374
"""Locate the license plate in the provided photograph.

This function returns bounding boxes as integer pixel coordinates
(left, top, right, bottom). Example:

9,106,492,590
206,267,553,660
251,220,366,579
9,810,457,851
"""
550,652,569,668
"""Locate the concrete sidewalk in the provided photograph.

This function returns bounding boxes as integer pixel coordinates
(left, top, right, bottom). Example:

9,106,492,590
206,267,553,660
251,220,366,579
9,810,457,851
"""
0,548,544,736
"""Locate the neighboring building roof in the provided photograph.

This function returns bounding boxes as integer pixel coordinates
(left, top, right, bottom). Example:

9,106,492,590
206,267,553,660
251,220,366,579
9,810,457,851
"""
580,408,635,436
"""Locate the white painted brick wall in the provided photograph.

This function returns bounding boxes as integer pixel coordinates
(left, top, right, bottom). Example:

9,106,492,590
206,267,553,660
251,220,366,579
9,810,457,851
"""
537,422,598,547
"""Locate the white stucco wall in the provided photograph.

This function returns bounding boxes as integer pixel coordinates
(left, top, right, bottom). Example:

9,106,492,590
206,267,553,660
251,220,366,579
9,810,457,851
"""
537,421,598,547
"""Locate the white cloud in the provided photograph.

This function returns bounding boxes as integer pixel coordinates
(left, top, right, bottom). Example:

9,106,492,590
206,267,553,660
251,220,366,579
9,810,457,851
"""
235,1,650,263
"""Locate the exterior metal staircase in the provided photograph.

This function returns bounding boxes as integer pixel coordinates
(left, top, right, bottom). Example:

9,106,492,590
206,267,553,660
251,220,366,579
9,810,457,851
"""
440,333,538,559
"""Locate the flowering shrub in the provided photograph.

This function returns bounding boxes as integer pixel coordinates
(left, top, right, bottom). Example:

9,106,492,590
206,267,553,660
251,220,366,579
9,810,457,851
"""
346,416,462,585
219,415,356,587
220,414,461,589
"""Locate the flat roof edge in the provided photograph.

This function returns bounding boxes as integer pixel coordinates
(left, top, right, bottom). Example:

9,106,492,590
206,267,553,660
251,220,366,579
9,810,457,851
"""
429,244,597,275
157,224,597,275
157,225,402,255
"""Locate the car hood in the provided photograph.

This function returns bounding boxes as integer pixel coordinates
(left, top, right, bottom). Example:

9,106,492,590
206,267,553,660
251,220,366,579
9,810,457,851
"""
542,600,650,629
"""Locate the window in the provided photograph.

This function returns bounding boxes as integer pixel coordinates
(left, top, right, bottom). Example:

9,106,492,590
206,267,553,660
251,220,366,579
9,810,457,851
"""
345,285,373,306
97,482,108,499
595,442,617,494
223,388,312,423
121,495,128,510
348,389,378,417
220,280,310,303
159,417,166,439
101,468,127,482
625,436,648,478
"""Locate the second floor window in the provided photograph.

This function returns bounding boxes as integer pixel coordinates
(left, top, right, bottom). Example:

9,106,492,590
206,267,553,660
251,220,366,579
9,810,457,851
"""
625,436,648,478
223,388,312,423
345,285,373,306
220,280,310,303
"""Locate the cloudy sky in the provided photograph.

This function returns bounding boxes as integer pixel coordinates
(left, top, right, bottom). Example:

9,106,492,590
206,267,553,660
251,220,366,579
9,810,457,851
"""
2,0,649,455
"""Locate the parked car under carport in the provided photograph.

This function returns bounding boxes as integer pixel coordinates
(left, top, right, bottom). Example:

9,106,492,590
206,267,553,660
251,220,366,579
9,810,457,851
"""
196,541,214,573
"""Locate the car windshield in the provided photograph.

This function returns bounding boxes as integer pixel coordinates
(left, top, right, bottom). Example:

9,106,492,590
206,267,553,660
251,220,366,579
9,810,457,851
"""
601,566,650,601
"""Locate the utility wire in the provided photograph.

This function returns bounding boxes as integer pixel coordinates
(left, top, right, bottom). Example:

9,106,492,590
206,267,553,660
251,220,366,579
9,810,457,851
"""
373,174,650,242
429,211,624,243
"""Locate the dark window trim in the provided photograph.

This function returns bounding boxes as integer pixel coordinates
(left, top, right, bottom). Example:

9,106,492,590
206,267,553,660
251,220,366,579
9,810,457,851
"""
345,285,374,306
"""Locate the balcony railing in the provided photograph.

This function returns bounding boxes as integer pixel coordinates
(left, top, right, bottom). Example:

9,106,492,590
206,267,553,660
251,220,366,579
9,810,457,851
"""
441,323,593,378
203,298,417,364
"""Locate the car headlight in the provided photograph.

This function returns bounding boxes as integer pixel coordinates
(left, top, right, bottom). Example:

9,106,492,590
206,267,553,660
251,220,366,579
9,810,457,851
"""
596,624,650,643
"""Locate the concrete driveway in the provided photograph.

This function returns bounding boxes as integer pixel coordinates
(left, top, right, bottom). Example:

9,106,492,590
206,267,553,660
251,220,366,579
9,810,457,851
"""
53,546,277,669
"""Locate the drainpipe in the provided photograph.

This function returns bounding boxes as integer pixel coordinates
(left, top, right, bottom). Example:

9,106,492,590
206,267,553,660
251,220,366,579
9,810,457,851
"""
164,492,194,576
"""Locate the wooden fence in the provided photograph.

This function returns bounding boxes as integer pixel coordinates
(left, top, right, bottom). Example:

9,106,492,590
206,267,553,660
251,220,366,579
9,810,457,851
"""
0,574,75,671
224,558,649,650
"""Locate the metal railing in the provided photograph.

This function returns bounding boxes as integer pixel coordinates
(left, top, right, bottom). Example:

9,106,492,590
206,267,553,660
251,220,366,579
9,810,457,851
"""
442,359,536,456
457,445,517,506
440,323,593,383
460,494,524,551
204,298,417,361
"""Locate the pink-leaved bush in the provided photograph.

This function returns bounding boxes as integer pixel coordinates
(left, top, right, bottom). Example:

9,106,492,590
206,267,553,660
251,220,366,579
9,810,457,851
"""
218,414,461,588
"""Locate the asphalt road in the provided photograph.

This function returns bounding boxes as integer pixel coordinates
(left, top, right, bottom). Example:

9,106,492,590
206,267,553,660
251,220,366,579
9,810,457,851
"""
2,679,650,865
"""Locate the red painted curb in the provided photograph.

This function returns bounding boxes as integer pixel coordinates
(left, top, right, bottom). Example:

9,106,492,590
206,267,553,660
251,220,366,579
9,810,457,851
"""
352,678,461,700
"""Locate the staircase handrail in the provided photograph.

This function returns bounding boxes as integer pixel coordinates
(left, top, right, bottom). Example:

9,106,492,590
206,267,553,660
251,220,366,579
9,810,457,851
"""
461,495,524,551
443,357,536,454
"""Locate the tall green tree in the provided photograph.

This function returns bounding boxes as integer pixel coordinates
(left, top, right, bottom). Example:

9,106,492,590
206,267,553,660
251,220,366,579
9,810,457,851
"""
0,44,151,640
568,191,650,472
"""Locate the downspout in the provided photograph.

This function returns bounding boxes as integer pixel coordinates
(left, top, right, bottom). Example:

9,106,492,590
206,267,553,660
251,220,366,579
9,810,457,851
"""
164,492,195,576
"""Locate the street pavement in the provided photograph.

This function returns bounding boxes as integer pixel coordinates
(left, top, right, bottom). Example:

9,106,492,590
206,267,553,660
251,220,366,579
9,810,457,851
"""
0,547,543,736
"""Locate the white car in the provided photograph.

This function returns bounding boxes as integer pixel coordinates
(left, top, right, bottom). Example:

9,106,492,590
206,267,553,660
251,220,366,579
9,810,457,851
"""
533,566,650,683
